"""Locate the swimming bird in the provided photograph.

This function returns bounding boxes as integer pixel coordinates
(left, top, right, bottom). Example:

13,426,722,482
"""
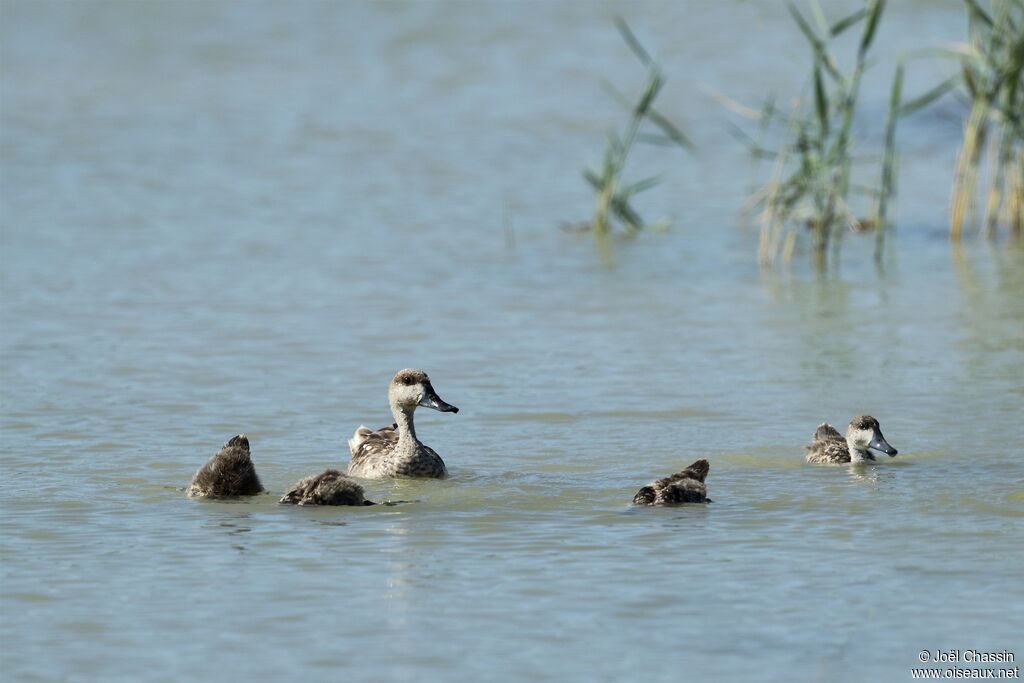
633,459,711,505
805,415,898,464
347,369,459,479
186,434,264,498
280,469,374,506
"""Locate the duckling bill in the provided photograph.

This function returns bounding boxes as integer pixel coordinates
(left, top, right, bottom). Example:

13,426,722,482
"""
187,434,264,498
805,415,898,464
633,459,710,505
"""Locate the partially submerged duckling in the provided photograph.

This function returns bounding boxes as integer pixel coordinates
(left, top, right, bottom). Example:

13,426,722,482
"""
187,434,264,498
280,469,374,506
347,369,459,479
633,459,711,505
805,415,898,464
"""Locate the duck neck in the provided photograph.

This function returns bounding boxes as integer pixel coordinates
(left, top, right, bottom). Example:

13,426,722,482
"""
846,439,874,462
392,404,419,448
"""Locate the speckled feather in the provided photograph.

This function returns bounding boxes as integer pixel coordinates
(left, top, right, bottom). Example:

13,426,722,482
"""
279,469,373,506
348,434,447,478
349,423,398,451
633,459,710,505
186,435,264,498
805,423,856,463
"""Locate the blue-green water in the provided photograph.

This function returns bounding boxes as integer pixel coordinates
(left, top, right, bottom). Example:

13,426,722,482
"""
2,2,1022,681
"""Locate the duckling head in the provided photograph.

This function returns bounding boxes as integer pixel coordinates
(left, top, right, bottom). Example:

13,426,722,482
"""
846,415,897,458
389,369,459,414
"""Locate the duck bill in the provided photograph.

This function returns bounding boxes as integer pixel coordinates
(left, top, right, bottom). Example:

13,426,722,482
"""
869,432,898,457
418,384,459,413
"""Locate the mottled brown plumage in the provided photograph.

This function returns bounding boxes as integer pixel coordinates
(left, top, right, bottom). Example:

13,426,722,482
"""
186,434,264,498
805,423,851,464
279,469,373,506
349,423,398,456
633,459,710,505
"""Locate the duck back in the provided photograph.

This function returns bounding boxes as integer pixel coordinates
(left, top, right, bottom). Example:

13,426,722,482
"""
633,458,710,505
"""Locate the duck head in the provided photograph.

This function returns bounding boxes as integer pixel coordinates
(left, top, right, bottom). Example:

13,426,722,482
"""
846,415,897,458
389,369,459,414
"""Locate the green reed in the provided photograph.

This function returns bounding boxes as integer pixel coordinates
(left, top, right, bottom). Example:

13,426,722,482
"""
751,0,894,270
582,19,693,243
948,0,1024,241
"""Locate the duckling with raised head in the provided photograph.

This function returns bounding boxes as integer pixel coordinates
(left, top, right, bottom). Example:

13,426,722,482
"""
805,415,898,464
280,469,374,506
187,434,264,498
347,369,459,479
633,459,711,505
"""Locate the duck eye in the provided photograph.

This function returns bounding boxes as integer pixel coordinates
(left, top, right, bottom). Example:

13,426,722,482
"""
403,376,414,386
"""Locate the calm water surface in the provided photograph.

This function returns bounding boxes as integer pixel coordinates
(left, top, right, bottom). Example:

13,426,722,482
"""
2,2,1022,681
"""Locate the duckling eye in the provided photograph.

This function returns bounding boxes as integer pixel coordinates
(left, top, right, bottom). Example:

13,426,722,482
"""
402,376,414,386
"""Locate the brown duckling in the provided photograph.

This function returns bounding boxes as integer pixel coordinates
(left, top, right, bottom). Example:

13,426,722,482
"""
633,459,711,505
280,469,374,506
187,434,264,498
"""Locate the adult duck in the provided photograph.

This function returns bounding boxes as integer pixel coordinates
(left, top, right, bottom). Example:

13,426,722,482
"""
347,369,458,478
806,415,898,464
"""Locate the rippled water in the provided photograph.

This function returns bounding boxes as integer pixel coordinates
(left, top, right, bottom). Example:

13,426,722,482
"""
2,1,1022,681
